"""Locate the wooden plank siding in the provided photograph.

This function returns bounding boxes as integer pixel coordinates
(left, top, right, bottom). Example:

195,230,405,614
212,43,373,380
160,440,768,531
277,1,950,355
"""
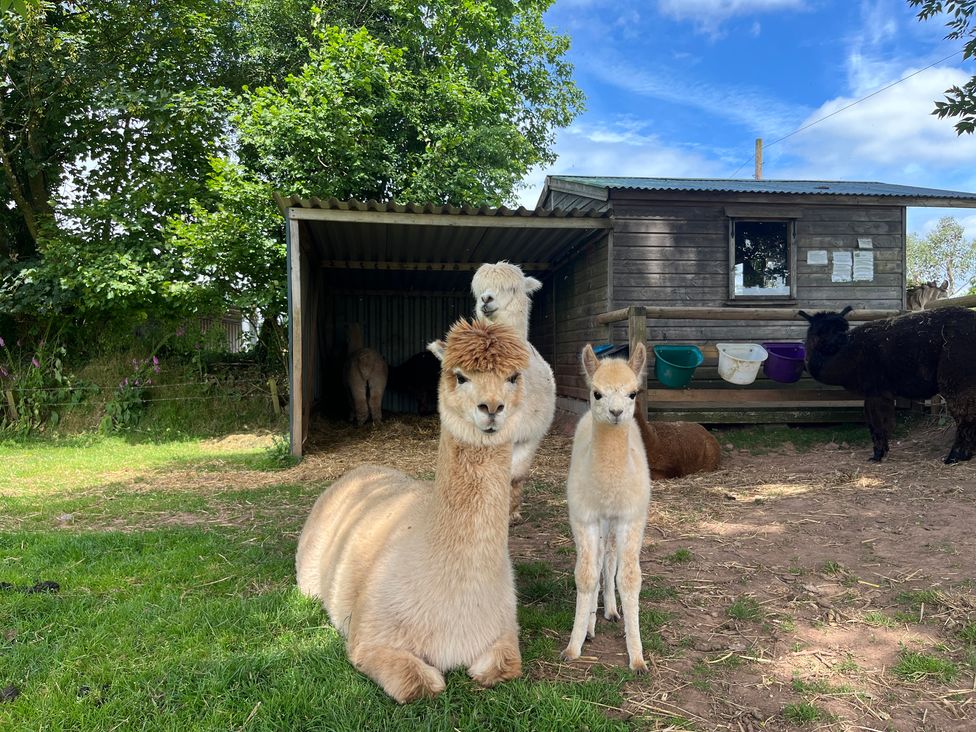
546,193,908,421
535,235,611,402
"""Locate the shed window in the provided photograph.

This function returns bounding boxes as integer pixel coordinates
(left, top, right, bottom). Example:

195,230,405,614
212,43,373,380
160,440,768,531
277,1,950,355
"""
730,220,793,299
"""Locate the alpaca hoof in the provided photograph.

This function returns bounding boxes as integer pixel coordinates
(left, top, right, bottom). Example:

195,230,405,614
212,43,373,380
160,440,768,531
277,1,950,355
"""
470,649,522,687
944,448,972,464
508,510,524,526
868,456,882,463
604,610,620,623
629,657,649,674
560,647,580,662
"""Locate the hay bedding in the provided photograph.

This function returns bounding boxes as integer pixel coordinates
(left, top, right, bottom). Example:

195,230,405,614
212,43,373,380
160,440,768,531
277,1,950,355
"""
21,413,976,728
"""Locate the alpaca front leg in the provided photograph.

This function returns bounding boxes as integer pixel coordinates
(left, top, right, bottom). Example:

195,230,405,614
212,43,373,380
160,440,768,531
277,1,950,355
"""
602,529,620,622
863,395,894,462
348,374,369,426
349,642,446,704
562,522,601,661
616,521,648,674
468,628,522,687
945,413,976,463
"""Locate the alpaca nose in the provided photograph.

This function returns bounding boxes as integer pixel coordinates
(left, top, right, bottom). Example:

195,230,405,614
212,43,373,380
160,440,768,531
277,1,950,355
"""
481,294,493,304
610,408,623,418
478,402,504,416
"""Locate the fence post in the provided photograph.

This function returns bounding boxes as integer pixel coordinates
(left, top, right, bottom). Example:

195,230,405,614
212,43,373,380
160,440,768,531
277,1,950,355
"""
3,389,18,422
627,305,647,417
268,378,281,417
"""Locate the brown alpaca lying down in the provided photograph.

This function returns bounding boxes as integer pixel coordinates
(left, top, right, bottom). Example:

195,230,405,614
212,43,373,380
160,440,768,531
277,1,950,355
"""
635,410,720,480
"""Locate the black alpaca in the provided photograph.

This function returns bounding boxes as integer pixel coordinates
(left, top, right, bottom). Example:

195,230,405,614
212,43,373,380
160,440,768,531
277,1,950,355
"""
799,306,976,464
387,350,440,415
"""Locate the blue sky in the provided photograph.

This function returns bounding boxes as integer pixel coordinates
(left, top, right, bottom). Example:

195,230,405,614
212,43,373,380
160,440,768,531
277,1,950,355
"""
519,0,976,238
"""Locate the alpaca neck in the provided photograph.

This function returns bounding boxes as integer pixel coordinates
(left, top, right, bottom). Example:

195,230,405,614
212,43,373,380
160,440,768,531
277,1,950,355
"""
491,307,530,341
429,428,512,572
591,417,632,466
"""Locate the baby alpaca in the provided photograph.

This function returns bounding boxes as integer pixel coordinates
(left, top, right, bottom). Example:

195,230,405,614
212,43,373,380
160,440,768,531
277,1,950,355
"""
472,261,556,522
296,319,530,703
562,343,651,673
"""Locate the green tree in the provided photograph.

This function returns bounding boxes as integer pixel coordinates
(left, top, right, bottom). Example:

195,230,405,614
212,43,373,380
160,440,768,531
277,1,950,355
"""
907,216,976,294
171,0,583,328
910,0,976,133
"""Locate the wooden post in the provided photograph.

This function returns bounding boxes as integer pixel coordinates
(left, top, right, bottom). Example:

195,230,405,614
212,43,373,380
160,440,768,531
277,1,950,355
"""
287,216,303,458
627,305,647,417
268,377,281,417
4,389,17,422
755,138,763,180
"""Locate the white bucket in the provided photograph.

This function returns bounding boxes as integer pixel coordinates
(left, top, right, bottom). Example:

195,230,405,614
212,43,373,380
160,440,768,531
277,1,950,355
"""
716,343,769,385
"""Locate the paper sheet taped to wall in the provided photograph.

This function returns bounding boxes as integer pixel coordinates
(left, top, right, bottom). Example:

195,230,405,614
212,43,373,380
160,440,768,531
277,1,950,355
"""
807,250,828,265
853,250,874,281
832,251,852,282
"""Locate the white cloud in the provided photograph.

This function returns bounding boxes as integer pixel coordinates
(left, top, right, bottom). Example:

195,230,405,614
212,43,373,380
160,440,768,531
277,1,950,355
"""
777,65,976,182
518,118,731,208
584,55,807,139
657,0,806,35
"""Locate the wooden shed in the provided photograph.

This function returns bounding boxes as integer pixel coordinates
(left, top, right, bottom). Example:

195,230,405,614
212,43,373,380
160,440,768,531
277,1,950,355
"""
280,178,976,457
535,176,976,423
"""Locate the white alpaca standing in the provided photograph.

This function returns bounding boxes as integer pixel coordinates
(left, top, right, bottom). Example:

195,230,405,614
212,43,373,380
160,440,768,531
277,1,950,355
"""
471,261,555,522
344,322,388,425
561,343,651,673
296,319,530,703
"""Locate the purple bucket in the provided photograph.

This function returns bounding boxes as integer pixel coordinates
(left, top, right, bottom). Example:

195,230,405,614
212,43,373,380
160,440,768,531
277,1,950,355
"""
761,342,805,383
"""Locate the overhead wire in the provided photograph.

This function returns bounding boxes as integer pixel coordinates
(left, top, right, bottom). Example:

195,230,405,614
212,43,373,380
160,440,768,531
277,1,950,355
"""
728,48,966,178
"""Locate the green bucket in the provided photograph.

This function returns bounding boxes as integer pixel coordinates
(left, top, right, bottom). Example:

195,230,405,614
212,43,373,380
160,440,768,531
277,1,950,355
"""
653,345,704,389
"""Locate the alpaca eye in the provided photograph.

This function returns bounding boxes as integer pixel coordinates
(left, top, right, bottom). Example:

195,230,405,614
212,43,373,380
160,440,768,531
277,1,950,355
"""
628,392,637,400
455,373,468,385
593,391,602,400
508,373,519,384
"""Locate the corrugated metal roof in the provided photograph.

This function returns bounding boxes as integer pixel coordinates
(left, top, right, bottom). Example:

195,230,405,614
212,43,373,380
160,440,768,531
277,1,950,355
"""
275,193,611,293
274,192,610,219
548,176,976,202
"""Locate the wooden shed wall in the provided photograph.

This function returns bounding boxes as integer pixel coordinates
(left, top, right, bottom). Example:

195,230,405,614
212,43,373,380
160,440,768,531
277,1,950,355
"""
608,197,905,345
535,235,611,405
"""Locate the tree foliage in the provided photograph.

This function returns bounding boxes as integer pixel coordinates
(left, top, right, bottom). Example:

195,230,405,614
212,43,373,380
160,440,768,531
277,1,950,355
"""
910,0,976,133
170,0,583,325
1,0,582,350
906,216,976,294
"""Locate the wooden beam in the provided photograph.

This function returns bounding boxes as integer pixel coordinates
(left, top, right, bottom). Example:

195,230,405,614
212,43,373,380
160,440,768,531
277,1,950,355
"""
287,218,303,458
628,305,648,415
596,305,900,325
319,260,550,271
288,206,612,229
645,387,862,404
928,293,976,310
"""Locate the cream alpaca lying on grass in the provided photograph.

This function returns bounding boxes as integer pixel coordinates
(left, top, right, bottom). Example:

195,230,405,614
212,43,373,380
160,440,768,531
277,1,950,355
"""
472,261,555,523
295,319,530,703
562,343,651,673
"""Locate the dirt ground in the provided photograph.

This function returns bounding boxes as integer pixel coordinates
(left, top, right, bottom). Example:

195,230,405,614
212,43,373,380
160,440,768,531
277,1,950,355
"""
301,414,976,730
45,413,976,730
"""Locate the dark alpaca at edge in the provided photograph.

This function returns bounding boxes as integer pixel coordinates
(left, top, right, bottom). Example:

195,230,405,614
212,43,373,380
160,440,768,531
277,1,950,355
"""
799,306,976,464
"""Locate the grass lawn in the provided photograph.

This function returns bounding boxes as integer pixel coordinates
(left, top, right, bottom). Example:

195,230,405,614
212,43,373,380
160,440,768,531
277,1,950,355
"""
0,436,627,731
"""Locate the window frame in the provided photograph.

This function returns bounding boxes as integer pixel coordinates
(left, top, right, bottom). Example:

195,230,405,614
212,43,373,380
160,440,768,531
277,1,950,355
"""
727,217,797,302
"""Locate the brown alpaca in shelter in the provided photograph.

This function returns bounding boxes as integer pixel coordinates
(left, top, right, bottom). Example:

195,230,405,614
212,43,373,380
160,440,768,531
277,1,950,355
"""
635,410,721,480
296,319,530,703
344,323,388,425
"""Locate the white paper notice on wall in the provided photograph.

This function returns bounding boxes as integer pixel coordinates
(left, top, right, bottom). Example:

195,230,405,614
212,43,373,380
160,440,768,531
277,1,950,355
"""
853,250,874,281
807,250,828,265
832,251,853,282
857,237,873,249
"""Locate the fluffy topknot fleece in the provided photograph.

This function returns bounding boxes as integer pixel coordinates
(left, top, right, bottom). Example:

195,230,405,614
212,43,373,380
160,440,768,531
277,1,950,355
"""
441,319,529,375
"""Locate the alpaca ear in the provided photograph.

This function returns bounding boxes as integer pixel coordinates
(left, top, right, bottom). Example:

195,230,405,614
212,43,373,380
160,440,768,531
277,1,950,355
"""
627,342,647,377
940,280,949,291
839,305,853,318
427,340,446,362
524,276,543,294
797,310,812,323
581,344,599,380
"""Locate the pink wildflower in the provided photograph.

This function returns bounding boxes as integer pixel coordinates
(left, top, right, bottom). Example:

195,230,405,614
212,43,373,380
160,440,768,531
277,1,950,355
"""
31,357,40,368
